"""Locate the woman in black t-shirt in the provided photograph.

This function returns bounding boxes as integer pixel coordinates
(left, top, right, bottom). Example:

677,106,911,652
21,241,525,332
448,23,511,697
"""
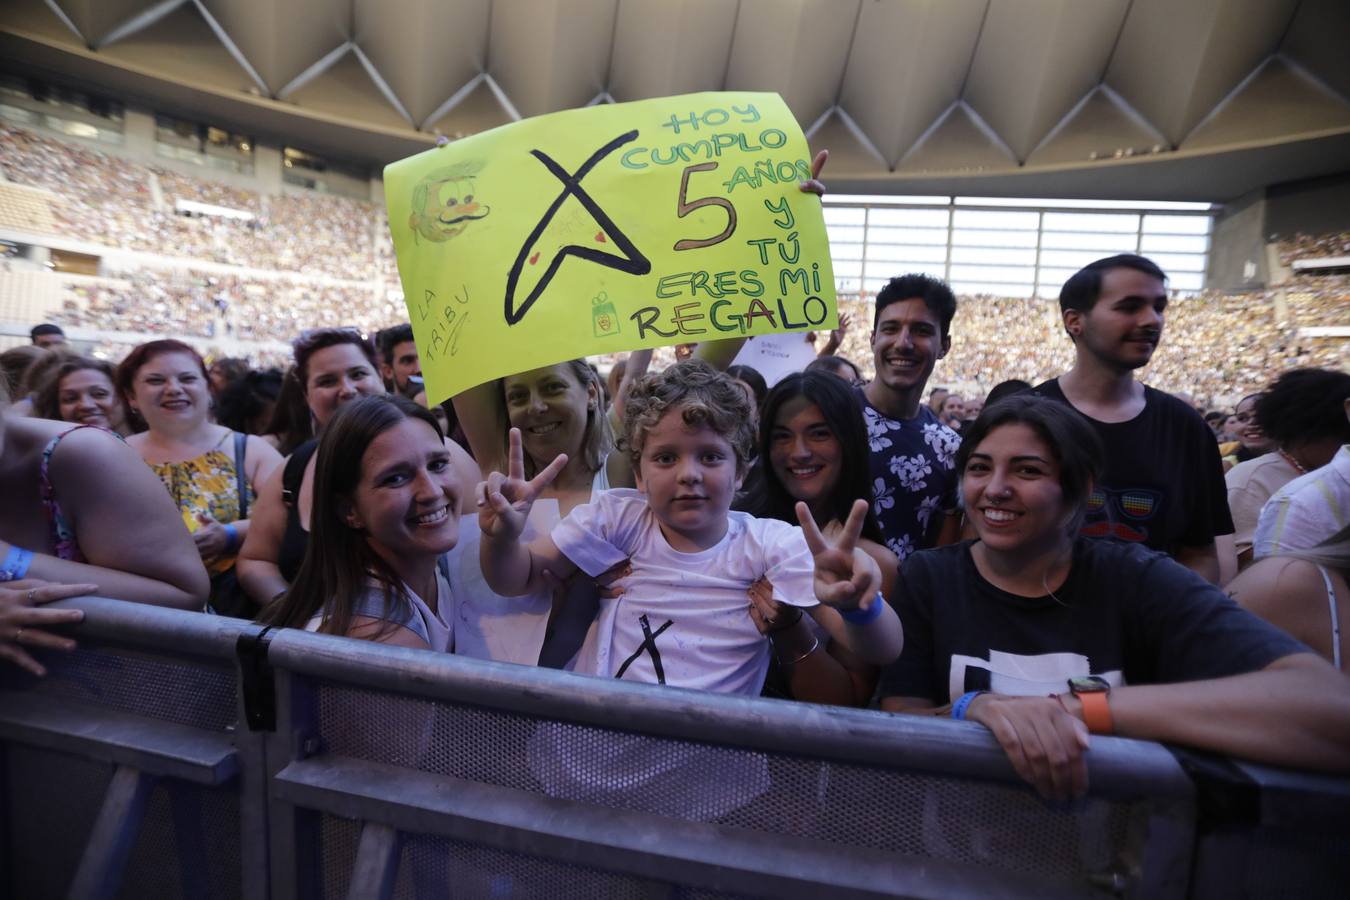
879,395,1350,801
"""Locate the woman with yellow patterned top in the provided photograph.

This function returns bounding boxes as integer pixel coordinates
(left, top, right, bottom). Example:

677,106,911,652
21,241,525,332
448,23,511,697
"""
117,340,282,615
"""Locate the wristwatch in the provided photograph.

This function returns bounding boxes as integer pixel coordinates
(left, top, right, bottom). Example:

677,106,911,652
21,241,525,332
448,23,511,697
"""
1067,675,1114,735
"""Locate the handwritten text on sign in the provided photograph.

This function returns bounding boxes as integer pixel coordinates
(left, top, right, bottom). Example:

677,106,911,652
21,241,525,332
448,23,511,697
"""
384,92,836,405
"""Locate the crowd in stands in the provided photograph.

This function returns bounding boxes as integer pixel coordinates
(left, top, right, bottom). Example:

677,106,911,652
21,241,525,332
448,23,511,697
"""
0,123,382,281
1279,232,1350,265
3,119,1346,402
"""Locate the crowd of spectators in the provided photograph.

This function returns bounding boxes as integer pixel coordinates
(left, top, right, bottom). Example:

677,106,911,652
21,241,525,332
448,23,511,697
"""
0,123,385,281
1279,231,1350,265
2,120,1346,402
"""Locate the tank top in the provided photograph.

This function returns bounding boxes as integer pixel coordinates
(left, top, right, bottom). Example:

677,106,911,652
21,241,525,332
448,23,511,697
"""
147,431,253,574
279,439,319,582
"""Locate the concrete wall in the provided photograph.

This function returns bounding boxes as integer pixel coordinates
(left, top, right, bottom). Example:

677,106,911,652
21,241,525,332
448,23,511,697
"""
1265,172,1350,239
1207,189,1268,291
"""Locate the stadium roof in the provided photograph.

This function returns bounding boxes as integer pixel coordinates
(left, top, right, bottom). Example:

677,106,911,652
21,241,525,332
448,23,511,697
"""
3,0,1348,201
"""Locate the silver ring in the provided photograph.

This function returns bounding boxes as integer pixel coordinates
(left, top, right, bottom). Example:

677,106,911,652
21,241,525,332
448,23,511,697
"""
27,589,37,603
13,628,22,643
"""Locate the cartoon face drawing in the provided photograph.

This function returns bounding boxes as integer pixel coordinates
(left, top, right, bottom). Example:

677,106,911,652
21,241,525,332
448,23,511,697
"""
408,162,491,243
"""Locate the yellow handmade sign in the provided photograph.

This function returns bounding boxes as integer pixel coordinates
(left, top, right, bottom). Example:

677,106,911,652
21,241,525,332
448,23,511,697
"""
384,91,835,404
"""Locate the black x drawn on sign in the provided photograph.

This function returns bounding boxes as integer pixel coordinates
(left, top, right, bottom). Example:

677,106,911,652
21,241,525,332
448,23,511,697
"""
614,614,674,685
504,130,652,326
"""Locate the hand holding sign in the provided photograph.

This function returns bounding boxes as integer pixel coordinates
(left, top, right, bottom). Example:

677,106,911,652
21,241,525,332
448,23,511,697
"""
476,427,568,541
795,499,883,612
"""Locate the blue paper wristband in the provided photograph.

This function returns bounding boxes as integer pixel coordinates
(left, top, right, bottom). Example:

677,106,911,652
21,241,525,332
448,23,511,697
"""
952,691,986,721
840,591,885,625
0,545,34,582
223,524,239,553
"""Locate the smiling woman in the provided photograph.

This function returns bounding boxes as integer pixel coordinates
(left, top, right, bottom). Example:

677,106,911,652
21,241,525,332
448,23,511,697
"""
119,340,282,615
879,394,1350,801
32,357,134,436
261,394,460,650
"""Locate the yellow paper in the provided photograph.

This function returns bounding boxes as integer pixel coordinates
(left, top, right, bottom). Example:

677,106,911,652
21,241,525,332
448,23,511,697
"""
384,91,836,405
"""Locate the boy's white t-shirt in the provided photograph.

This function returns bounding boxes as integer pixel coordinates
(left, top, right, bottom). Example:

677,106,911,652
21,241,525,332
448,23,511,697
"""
551,488,818,695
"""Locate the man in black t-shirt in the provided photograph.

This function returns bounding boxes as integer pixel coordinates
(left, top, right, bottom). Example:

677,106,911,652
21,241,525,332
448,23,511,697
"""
1035,255,1233,583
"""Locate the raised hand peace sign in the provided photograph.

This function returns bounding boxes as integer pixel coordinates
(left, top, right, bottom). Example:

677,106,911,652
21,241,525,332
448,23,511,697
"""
476,427,568,541
798,149,829,197
795,498,882,612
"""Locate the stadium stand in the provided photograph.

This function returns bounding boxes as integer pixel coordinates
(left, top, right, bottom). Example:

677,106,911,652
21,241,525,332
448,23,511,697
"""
0,121,1346,403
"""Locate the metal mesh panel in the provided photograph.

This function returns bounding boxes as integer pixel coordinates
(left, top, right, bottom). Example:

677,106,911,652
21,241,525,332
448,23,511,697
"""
5,744,110,898
316,814,757,900
12,644,237,732
315,683,1140,882
118,780,243,900
3,744,242,900
319,813,360,900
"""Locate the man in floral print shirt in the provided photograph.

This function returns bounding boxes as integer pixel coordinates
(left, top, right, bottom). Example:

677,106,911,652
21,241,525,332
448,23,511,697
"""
859,274,963,562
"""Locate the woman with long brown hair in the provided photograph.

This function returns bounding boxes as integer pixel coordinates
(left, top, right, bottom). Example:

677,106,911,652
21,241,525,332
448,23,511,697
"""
260,394,460,649
238,328,478,607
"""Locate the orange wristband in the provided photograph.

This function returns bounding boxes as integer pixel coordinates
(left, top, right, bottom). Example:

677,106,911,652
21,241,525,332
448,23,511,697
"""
1076,690,1114,735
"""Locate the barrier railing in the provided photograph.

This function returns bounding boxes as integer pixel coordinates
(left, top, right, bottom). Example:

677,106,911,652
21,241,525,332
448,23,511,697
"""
1,598,1346,900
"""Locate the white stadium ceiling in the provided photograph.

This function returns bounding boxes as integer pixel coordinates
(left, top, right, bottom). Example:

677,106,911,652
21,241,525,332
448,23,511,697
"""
1,0,1348,200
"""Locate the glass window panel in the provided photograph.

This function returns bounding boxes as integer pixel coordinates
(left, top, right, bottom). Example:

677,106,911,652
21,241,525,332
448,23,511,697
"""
830,242,865,261
867,226,949,245
830,259,864,278
1143,214,1210,235
834,276,862,293
1038,249,1118,269
949,246,1037,266
867,243,947,264
950,228,1039,248
1037,267,1081,289
868,207,950,228
950,281,1036,296
868,264,945,285
863,277,893,293
949,264,1037,283
1169,271,1204,291
1149,253,1206,273
1140,234,1208,254
1039,232,1136,252
952,209,1040,230
1042,212,1140,233
827,225,866,243
824,207,866,226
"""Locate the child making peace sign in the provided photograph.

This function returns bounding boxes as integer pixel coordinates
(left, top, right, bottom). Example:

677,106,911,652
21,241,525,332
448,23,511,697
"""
477,360,901,695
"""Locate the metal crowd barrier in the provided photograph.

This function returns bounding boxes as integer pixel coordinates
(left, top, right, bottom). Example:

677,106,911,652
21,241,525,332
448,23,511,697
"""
1,597,1346,900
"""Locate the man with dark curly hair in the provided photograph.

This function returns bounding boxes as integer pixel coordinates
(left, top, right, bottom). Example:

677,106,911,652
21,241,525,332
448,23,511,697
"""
1228,368,1350,563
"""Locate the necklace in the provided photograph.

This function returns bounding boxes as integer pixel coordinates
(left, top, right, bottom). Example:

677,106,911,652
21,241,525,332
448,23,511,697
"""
1279,449,1308,475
